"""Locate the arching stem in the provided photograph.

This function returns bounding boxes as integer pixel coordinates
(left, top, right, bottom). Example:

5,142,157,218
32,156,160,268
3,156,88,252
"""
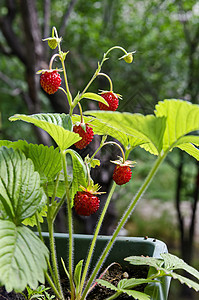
98,72,113,91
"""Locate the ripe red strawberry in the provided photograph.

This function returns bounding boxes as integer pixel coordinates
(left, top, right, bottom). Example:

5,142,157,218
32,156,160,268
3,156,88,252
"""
40,70,61,94
99,92,119,111
73,124,94,149
74,191,100,216
112,165,132,185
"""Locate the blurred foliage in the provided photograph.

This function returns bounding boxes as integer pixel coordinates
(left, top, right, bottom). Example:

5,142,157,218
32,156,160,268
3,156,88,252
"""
1,0,199,141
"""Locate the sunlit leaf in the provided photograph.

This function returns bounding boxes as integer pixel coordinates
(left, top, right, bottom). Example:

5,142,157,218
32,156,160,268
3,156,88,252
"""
155,99,199,155
83,111,166,154
9,113,81,150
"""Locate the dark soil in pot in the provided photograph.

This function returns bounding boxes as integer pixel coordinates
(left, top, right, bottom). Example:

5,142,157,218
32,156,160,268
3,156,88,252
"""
0,264,148,300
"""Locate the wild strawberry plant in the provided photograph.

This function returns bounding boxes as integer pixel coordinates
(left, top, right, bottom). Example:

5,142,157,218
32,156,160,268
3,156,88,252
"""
0,27,199,300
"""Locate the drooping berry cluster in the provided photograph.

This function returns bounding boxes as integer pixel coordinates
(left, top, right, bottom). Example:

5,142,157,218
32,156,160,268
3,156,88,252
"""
73,124,94,149
74,191,100,216
99,92,119,111
40,70,61,94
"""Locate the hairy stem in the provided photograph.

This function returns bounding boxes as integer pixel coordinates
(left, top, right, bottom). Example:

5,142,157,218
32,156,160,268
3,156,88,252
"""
45,272,64,300
77,182,117,299
61,151,75,299
48,220,64,298
81,151,167,299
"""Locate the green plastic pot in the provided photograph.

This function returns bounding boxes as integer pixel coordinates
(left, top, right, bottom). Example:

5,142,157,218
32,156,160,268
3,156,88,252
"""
42,233,171,300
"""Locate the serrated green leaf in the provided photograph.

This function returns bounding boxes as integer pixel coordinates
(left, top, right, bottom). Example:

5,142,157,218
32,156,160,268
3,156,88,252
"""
84,111,166,154
124,256,164,270
27,144,62,183
65,149,87,205
22,205,47,227
155,99,199,153
96,279,118,291
0,147,46,223
0,141,63,182
81,92,109,106
177,144,199,160
47,180,67,199
118,278,156,290
73,113,136,149
120,289,151,300
170,272,199,291
0,140,29,154
161,253,199,279
9,113,81,151
74,260,84,292
0,220,49,292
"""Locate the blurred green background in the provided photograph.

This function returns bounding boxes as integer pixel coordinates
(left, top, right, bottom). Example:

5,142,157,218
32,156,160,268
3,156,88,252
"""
0,1,199,299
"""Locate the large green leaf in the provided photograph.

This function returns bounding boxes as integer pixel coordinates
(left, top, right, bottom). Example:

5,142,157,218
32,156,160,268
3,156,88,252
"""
65,149,87,204
0,147,46,223
83,111,166,155
0,140,29,154
27,144,62,183
155,99,199,159
0,220,49,292
0,141,62,183
9,113,81,151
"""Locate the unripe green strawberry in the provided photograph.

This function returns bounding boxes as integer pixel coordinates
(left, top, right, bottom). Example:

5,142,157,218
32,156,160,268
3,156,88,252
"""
48,38,58,49
40,70,61,94
73,124,94,149
74,191,100,216
99,92,119,111
113,165,132,185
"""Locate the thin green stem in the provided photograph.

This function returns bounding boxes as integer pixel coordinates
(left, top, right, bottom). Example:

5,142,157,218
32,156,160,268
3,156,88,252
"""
98,72,113,91
104,141,126,163
51,172,61,204
61,151,75,299
105,46,128,57
52,192,66,221
78,102,84,123
48,220,64,298
60,58,73,109
77,182,117,299
53,27,62,53
49,53,61,70
45,272,64,300
36,212,56,283
81,151,168,299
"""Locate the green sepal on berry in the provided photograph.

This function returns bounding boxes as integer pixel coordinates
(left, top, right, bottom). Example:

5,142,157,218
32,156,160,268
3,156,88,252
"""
73,184,105,216
111,157,136,185
111,156,136,168
79,183,105,195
